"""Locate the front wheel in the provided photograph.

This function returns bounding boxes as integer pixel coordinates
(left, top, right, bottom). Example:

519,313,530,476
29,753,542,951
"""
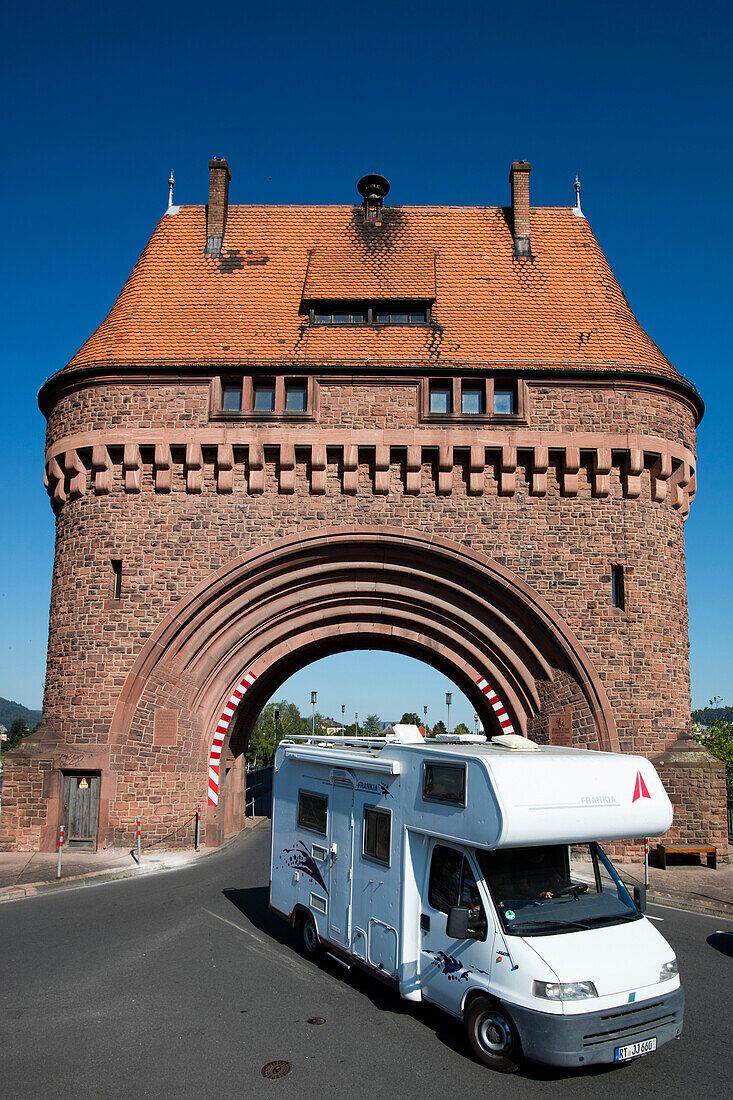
464,997,523,1073
296,912,321,959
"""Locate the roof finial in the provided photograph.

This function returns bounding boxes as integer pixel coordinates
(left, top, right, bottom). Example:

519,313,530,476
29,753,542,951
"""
167,169,176,211
572,174,584,218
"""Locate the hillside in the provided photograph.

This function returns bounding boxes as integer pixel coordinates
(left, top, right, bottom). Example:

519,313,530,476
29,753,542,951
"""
0,697,42,729
693,705,733,726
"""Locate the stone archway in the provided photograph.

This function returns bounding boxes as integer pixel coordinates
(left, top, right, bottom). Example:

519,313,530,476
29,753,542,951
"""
110,526,617,842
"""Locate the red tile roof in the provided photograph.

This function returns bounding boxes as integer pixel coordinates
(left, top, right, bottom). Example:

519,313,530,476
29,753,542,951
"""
65,204,679,379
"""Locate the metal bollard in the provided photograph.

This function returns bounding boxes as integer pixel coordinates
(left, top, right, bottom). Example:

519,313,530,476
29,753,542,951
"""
136,816,141,864
644,838,649,888
194,805,200,852
57,824,64,878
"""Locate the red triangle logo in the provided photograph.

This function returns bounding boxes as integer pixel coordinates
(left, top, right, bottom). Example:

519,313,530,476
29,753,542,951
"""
632,770,651,802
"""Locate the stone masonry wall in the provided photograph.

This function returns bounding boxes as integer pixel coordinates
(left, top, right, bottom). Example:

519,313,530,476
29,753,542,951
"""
1,370,716,856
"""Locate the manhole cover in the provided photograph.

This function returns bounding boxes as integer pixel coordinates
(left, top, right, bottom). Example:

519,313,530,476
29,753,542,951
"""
307,1017,326,1025
261,1061,292,1080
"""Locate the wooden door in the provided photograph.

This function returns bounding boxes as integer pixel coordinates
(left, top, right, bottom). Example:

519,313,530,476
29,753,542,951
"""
62,773,101,849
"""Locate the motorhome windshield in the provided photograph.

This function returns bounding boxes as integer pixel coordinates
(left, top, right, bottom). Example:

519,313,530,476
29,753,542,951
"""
476,843,639,937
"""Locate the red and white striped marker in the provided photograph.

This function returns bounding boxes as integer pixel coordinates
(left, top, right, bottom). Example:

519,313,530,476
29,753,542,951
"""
475,677,515,735
208,670,258,806
57,824,64,878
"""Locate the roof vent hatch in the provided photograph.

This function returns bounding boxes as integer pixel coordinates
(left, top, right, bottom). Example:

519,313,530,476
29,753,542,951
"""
357,173,390,226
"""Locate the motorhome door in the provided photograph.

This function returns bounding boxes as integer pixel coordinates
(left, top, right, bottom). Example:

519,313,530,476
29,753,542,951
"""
420,842,494,1012
328,780,354,948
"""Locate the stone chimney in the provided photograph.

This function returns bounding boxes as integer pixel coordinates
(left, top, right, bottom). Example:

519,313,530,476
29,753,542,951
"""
509,160,532,258
206,158,231,257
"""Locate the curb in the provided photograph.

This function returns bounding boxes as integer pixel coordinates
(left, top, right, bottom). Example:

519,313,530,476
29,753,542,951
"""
646,891,733,920
0,817,268,904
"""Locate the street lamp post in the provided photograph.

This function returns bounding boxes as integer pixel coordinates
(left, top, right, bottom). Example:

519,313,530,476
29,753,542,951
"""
423,705,428,736
341,704,345,736
446,692,452,736
474,713,479,734
355,711,359,737
311,691,317,736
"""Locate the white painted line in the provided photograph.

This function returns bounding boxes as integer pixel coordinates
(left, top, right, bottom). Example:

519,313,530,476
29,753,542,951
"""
646,914,664,921
202,908,325,985
648,901,733,922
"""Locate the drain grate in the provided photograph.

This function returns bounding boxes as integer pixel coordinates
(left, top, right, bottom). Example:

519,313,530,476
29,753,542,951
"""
261,1061,292,1080
307,1017,326,1025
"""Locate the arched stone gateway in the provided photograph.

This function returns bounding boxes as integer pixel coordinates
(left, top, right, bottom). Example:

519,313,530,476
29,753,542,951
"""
5,158,725,859
108,527,617,842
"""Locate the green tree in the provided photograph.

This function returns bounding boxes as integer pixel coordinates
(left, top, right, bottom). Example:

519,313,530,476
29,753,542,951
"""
454,722,471,737
694,701,733,798
363,713,381,735
431,720,447,738
246,700,305,769
1,719,30,753
400,712,421,725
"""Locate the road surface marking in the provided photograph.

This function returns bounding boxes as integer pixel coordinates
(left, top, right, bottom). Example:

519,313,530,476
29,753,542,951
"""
202,908,336,986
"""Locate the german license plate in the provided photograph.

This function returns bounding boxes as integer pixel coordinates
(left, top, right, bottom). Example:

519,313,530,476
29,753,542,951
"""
614,1037,656,1061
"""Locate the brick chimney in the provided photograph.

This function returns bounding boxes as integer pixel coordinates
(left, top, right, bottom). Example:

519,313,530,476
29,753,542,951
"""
509,160,532,258
206,158,231,257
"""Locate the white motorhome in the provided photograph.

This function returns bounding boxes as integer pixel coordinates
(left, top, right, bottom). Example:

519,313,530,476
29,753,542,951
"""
269,729,683,1073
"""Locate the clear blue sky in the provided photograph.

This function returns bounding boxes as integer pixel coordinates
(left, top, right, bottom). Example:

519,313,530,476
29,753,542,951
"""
2,0,731,714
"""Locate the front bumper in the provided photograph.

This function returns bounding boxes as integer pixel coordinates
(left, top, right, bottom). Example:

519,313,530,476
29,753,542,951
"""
507,986,684,1068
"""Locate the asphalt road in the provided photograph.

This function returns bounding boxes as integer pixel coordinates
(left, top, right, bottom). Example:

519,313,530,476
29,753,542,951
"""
1,824,731,1100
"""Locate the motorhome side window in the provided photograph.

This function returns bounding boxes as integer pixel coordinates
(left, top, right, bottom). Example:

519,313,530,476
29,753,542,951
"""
297,791,328,835
428,845,486,939
363,807,391,865
423,762,466,805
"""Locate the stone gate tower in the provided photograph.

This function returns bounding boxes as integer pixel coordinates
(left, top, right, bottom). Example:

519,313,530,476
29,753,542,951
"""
1,159,726,856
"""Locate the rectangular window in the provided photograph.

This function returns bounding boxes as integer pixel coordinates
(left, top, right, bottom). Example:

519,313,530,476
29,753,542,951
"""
429,386,452,414
111,560,122,600
253,384,276,412
297,790,328,835
423,763,466,805
461,386,484,415
285,382,308,412
310,302,428,325
428,845,486,938
312,308,366,325
494,388,516,415
363,807,391,865
611,564,625,609
222,384,243,411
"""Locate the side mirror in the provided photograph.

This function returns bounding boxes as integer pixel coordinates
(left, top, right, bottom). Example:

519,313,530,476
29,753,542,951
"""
633,884,647,913
446,906,470,939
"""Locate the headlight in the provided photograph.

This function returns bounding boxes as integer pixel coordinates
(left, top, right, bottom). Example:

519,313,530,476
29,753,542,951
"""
659,960,678,982
533,980,598,1001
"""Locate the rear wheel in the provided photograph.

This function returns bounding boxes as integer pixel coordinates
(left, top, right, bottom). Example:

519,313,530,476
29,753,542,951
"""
465,997,522,1073
296,912,320,959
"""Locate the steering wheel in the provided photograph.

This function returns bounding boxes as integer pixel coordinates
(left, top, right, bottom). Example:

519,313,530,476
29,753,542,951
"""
552,885,583,898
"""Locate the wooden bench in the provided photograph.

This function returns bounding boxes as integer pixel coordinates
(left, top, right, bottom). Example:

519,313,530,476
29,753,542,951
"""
655,843,717,870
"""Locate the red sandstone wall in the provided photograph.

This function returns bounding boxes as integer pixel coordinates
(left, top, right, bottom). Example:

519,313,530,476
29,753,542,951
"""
1,371,713,854
45,376,697,450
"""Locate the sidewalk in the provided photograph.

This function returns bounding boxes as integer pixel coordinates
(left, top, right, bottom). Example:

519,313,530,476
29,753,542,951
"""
0,817,266,902
615,845,733,919
1,828,731,918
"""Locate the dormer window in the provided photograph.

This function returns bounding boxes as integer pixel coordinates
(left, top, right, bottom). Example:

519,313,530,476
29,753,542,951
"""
308,301,431,325
313,306,367,325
